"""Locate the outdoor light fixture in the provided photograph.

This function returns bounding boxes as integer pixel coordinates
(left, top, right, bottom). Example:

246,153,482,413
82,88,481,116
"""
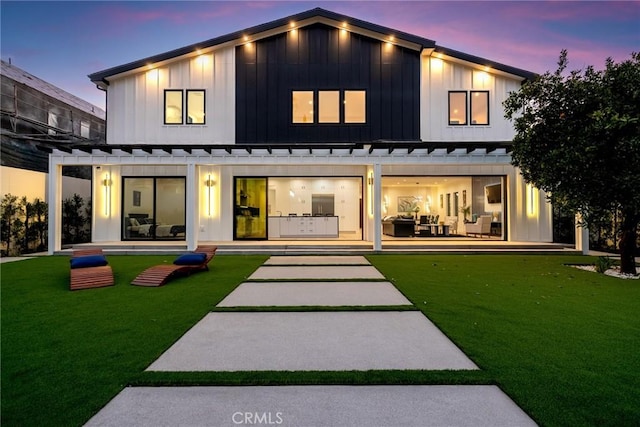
527,183,537,217
102,174,112,216
368,172,374,215
205,174,215,216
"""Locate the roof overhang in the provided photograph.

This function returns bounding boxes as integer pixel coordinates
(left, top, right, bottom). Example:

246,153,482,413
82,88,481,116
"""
427,47,538,82
89,8,436,88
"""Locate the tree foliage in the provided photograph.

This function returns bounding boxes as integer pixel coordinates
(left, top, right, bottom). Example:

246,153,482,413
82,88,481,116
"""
504,51,640,274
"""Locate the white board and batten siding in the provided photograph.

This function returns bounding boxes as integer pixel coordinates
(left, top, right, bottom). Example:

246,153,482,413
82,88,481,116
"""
106,47,235,145
420,55,523,142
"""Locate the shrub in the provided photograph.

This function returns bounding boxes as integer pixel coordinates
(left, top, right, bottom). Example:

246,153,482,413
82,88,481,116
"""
594,256,615,274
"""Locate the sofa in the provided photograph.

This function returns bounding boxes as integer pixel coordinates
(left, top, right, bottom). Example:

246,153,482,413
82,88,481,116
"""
382,216,415,237
465,215,492,237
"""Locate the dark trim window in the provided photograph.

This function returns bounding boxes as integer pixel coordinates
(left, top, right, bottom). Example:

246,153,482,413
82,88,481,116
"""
449,90,490,126
293,90,366,124
318,90,340,123
164,89,206,125
344,90,366,123
470,91,489,125
292,91,314,123
448,91,467,125
186,90,206,124
164,90,183,124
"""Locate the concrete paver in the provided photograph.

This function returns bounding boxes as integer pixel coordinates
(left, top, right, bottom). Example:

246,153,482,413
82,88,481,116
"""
248,265,385,280
85,385,536,427
263,255,370,265
217,281,412,307
146,311,478,371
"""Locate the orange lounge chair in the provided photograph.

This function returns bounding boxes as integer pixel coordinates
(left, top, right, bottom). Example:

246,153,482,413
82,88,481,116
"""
131,245,217,287
70,248,115,290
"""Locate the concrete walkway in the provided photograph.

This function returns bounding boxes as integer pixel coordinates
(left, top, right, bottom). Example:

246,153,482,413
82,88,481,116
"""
87,255,536,426
86,385,536,427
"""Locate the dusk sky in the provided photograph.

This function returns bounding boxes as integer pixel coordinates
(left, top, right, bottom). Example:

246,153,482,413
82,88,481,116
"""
1,1,638,110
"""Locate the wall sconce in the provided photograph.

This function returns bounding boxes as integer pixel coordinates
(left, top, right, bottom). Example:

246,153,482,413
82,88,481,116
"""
527,183,537,217
102,174,112,216
205,174,215,216
368,172,374,215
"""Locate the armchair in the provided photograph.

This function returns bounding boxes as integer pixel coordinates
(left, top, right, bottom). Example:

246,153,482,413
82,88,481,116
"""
465,215,492,237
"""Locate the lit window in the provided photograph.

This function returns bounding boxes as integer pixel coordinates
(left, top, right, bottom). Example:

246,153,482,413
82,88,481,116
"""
319,91,339,123
470,91,489,125
186,90,205,124
80,120,90,138
164,90,183,124
448,92,467,125
344,90,365,123
292,91,314,123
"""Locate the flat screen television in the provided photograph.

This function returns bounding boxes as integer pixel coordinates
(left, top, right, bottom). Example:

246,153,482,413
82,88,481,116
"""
485,183,502,204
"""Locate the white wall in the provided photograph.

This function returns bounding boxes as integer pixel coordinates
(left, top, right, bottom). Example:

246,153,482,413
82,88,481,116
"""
1,166,46,201
421,55,523,142
507,171,553,242
106,47,235,145
1,166,91,203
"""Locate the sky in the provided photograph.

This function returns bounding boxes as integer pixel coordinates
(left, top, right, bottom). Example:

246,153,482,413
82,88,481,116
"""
1,1,638,111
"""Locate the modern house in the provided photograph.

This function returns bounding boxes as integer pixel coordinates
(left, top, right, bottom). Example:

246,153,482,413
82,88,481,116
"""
44,7,557,253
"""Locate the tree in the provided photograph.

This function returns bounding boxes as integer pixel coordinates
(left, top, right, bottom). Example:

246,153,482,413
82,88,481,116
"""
1,194,24,256
504,51,640,275
32,198,48,251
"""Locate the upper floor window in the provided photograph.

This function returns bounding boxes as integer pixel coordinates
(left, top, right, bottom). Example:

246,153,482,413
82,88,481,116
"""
293,90,366,124
448,91,467,125
448,91,489,126
187,90,205,124
80,120,90,138
164,90,183,124
47,111,58,135
344,91,366,123
319,91,340,123
164,89,206,125
470,91,489,125
292,91,314,123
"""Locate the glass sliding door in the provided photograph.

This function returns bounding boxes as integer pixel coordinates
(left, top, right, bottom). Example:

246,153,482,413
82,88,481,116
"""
234,177,267,240
122,177,186,240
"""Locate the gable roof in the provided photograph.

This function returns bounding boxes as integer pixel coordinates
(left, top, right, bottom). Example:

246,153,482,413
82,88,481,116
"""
88,7,535,86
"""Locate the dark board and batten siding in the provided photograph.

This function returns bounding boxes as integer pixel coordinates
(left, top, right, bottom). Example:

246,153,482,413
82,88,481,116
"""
236,23,420,144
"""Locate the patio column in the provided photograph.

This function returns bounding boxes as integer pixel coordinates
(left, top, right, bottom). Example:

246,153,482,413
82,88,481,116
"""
373,163,382,251
186,163,197,251
575,214,589,255
47,157,62,254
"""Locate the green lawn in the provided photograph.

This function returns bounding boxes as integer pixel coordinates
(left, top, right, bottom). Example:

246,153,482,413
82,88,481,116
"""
368,254,640,426
1,253,639,426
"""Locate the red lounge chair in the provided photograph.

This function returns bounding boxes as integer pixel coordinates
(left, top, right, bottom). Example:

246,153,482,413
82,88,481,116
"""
131,246,217,287
70,249,115,290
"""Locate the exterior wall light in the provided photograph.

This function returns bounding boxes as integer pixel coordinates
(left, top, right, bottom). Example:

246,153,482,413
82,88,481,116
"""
205,174,216,216
102,174,112,216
